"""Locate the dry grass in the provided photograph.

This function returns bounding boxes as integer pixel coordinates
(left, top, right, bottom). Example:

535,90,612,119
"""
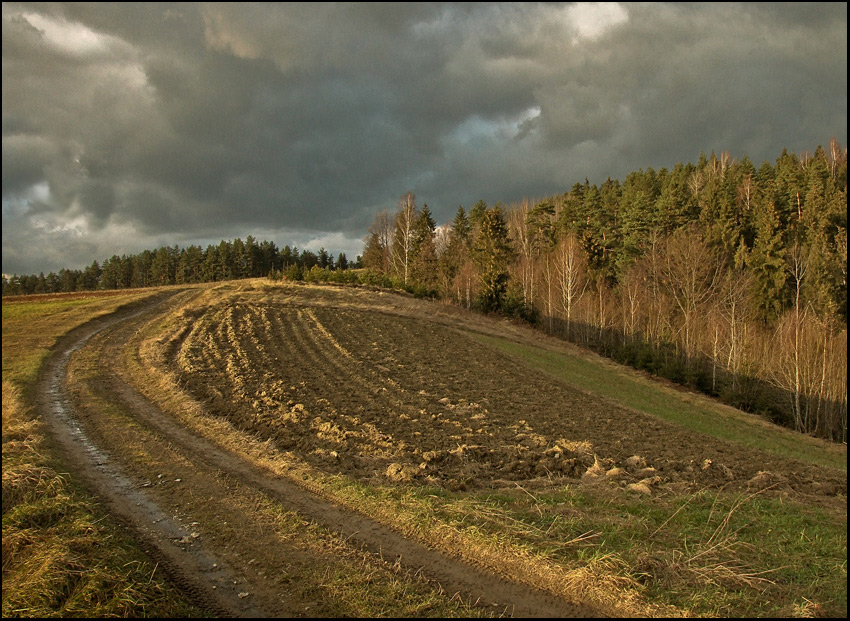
2,290,205,618
645,487,785,592
119,282,680,617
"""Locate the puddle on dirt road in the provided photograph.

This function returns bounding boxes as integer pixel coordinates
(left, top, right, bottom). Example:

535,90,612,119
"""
41,309,271,618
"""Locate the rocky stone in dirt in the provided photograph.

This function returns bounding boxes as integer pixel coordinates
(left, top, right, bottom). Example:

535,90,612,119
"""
623,455,646,472
544,446,563,459
627,482,652,495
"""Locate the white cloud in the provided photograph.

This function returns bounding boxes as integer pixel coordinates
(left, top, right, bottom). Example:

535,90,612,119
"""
563,2,629,43
447,106,542,148
299,230,364,258
21,11,122,57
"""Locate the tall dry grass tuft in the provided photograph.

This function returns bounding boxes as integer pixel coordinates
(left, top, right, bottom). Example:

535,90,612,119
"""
646,487,785,592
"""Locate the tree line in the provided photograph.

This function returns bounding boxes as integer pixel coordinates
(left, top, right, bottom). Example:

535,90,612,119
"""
1,237,359,295
362,140,847,442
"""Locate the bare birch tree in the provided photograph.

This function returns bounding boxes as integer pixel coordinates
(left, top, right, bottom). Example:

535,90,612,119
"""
362,209,392,273
508,200,536,311
391,192,417,285
717,268,755,392
554,232,588,340
621,260,646,346
659,225,724,364
787,243,809,430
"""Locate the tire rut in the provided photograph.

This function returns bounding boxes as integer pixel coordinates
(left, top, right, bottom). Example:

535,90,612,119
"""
36,292,273,618
39,293,608,617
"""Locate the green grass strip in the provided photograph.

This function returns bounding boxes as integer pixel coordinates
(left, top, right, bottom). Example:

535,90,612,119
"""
469,333,845,471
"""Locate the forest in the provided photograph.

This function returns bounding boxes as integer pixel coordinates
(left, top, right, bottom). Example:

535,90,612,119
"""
1,238,356,294
3,141,846,442
360,141,847,443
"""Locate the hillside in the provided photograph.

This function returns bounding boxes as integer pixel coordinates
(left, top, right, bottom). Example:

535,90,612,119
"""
2,280,846,617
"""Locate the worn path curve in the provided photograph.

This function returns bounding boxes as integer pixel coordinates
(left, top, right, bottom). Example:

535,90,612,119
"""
36,291,606,618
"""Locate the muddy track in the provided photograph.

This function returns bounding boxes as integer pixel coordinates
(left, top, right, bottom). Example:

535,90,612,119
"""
36,291,271,617
36,292,605,617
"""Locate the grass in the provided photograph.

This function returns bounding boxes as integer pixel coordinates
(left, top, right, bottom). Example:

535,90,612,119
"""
2,289,206,618
470,333,846,471
124,280,844,618
255,495,491,618
313,473,847,618
19,279,841,618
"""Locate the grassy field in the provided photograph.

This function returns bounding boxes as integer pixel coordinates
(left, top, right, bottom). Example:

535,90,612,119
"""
3,281,847,617
2,290,206,618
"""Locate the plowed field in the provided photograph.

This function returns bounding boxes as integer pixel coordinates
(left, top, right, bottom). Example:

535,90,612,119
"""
171,289,845,498
24,279,846,617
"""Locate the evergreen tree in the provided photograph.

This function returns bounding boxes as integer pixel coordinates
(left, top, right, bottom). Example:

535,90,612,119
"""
318,247,331,269
472,206,514,313
451,205,471,246
79,260,102,290
437,206,471,299
151,246,176,285
100,256,120,289
748,199,787,322
469,199,488,231
231,238,246,278
411,205,437,288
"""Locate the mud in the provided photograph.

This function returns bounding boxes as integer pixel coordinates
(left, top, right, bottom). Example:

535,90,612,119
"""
36,287,613,617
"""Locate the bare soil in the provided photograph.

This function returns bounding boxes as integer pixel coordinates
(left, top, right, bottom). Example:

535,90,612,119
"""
173,287,845,500
35,282,846,617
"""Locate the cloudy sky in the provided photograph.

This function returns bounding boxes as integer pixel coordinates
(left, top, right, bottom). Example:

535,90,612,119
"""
2,3,846,276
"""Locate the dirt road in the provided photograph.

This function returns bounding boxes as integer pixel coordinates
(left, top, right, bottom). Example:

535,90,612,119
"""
36,290,606,617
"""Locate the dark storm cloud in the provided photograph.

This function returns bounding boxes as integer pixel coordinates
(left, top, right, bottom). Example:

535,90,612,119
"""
2,2,846,275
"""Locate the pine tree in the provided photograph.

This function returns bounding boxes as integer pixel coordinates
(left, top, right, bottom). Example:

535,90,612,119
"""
438,206,471,300
748,199,787,322
411,205,437,288
472,206,514,313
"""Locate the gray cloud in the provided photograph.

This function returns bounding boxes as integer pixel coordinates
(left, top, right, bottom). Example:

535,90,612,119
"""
2,2,846,275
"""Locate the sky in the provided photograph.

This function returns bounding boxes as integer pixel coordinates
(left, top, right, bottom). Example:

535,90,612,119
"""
2,2,847,276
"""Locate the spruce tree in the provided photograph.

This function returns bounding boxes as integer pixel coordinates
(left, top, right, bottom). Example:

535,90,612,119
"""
748,199,787,322
472,206,514,313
